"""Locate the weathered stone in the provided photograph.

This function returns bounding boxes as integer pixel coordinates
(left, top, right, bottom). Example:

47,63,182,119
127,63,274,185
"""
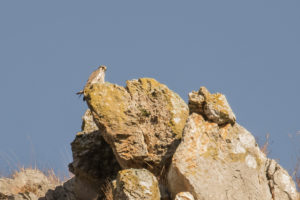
113,169,160,200
79,108,99,134
174,192,195,200
84,78,189,174
188,91,205,114
68,109,121,199
188,87,236,125
266,159,299,200
168,113,273,200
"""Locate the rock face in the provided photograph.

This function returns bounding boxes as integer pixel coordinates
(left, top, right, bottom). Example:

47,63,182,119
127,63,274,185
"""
167,90,299,200
84,78,189,174
168,113,272,199
68,109,121,199
113,168,160,200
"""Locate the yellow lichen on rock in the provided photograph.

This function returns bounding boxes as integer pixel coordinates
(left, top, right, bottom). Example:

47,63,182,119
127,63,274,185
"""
126,78,188,139
84,83,131,132
114,169,160,200
84,77,189,175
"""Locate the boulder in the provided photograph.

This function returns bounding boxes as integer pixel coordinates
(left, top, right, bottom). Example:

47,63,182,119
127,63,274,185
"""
68,109,121,199
113,168,160,200
188,87,236,125
84,78,189,174
168,113,298,200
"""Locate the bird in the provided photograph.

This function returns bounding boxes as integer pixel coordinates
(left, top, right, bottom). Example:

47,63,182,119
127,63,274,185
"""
76,65,107,98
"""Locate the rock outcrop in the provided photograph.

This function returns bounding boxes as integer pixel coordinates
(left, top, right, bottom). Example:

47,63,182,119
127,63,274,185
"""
83,78,189,175
167,90,298,200
168,113,271,199
1,68,299,200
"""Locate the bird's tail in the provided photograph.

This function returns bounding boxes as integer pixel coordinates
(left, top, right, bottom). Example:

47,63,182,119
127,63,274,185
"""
76,90,86,101
76,90,84,95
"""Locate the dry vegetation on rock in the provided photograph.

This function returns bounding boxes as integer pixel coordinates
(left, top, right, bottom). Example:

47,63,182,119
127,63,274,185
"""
0,168,62,199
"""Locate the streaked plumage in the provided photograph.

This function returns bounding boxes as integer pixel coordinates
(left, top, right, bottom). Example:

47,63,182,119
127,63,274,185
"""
76,65,107,98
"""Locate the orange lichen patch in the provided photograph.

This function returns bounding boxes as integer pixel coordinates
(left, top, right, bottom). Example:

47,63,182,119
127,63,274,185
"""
219,124,232,139
185,156,196,164
191,113,205,125
200,87,228,114
199,134,210,151
204,121,217,132
207,93,228,113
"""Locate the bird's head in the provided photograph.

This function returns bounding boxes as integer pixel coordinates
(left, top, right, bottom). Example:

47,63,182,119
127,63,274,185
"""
99,65,107,72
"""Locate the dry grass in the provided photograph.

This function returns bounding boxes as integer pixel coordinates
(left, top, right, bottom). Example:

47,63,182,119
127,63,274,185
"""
101,179,114,200
296,177,300,200
260,133,270,155
258,133,300,198
293,159,300,197
2,167,62,197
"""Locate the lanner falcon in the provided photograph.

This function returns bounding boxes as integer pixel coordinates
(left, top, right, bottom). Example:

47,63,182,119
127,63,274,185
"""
76,65,107,98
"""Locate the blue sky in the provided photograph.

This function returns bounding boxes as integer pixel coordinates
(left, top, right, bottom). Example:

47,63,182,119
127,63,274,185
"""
0,1,299,177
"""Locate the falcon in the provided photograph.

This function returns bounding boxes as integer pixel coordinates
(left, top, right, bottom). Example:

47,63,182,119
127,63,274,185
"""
76,65,107,98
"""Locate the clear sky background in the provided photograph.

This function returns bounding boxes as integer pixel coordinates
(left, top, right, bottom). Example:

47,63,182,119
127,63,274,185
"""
0,1,299,177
